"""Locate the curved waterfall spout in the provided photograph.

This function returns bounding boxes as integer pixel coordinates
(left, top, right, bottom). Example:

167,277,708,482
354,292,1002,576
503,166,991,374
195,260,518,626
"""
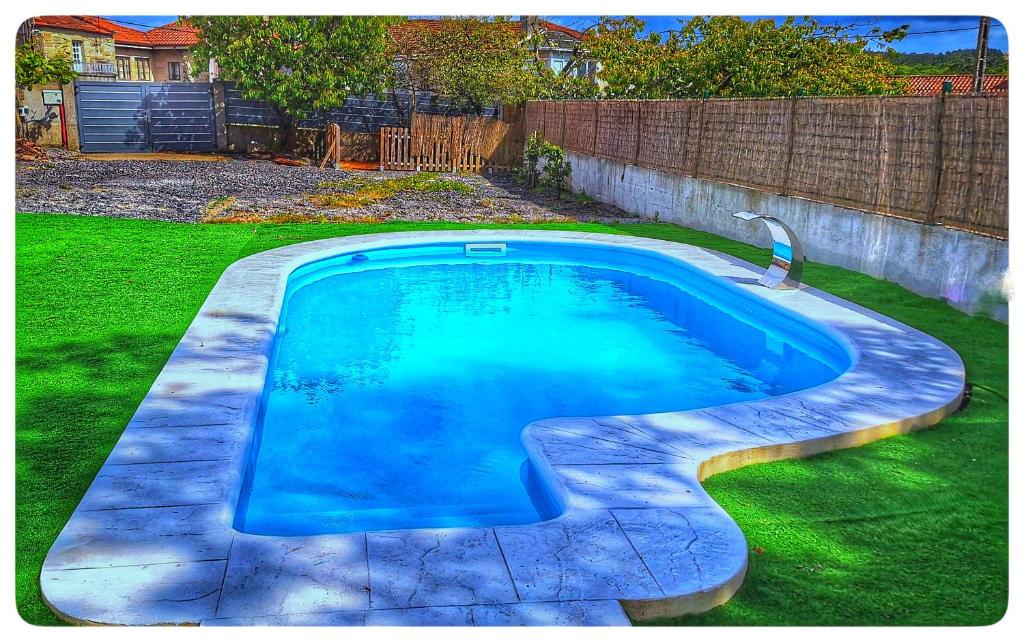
732,212,805,289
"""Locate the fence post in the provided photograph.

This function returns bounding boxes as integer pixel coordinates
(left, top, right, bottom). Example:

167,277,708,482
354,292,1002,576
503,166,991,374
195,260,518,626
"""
924,93,948,225
211,80,228,151
780,95,799,196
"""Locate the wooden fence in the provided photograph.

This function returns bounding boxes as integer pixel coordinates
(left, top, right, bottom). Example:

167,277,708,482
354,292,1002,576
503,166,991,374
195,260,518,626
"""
380,112,524,173
526,97,1008,239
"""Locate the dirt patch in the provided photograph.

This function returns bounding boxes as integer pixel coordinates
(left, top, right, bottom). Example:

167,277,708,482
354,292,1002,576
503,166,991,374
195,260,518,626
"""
16,148,647,224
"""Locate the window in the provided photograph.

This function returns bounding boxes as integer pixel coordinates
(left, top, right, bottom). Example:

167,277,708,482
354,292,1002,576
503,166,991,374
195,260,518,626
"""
167,61,181,81
575,60,596,78
71,41,83,64
135,58,151,81
549,51,571,75
116,56,131,80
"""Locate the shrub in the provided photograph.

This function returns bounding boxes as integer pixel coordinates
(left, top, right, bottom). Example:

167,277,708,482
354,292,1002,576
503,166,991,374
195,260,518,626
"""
520,131,544,188
540,143,572,199
518,133,573,199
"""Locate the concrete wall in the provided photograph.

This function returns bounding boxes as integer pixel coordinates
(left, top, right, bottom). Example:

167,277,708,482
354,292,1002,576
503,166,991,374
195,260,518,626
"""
566,151,1009,321
19,83,80,150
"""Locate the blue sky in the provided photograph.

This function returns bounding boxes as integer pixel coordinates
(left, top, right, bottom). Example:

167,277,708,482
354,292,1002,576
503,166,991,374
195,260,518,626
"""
104,15,1007,53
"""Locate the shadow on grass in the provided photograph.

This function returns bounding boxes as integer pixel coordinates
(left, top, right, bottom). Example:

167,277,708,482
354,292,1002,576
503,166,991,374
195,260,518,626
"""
648,388,1008,626
16,331,183,625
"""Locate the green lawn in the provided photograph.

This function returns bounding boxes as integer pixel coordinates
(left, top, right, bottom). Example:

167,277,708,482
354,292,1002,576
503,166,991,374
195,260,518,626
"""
15,213,1007,626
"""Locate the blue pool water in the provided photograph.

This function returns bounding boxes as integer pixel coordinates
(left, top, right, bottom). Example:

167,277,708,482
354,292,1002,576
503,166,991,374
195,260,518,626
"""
235,242,850,536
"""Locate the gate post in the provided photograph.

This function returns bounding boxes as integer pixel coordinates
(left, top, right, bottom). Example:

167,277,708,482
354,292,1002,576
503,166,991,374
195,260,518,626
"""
212,80,229,151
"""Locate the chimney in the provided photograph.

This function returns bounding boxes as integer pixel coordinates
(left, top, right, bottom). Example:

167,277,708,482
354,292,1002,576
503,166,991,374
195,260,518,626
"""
520,15,539,37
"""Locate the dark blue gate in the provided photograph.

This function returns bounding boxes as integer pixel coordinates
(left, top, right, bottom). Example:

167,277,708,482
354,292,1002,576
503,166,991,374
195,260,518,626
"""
75,81,216,153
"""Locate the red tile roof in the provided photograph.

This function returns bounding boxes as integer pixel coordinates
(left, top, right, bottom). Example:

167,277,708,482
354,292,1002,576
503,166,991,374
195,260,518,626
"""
898,74,1009,95
389,18,584,42
538,21,585,40
78,16,151,46
31,16,198,48
33,16,113,36
146,20,200,47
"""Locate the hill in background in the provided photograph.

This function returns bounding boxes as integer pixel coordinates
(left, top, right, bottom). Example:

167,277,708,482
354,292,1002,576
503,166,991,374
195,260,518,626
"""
884,48,1008,75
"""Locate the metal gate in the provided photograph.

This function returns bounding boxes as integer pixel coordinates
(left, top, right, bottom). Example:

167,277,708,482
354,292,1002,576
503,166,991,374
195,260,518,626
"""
75,81,216,153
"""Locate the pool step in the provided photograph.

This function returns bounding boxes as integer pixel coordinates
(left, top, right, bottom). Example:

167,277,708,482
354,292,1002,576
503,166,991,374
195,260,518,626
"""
242,501,546,537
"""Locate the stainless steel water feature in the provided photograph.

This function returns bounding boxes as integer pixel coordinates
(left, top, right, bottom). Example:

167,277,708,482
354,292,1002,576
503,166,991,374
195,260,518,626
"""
732,212,805,289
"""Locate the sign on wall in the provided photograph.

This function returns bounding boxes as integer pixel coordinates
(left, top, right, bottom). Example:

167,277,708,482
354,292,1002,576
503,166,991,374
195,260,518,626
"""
41,90,63,105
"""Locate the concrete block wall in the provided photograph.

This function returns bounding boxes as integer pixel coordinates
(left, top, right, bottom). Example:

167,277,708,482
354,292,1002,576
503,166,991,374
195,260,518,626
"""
567,151,1009,321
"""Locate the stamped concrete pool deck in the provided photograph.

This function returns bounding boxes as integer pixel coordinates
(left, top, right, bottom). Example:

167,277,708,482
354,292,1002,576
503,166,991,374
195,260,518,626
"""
40,231,965,626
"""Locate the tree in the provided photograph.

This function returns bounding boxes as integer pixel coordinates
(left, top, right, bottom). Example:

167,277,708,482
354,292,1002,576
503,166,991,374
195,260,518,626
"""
15,41,76,139
15,42,75,90
583,17,679,98
189,16,398,151
534,65,602,100
386,17,540,117
586,16,909,98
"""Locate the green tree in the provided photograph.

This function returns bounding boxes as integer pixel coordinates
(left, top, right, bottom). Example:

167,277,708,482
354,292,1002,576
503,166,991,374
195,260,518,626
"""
387,17,540,115
534,65,602,99
584,16,679,98
587,16,909,98
188,16,398,151
15,42,76,90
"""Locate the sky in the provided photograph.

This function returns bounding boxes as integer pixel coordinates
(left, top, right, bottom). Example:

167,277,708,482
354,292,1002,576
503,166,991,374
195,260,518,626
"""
103,15,1007,53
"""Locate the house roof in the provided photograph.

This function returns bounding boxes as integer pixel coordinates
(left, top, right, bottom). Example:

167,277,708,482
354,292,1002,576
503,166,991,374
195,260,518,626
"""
31,16,198,48
538,21,585,40
146,20,200,47
898,74,1009,95
389,18,585,43
33,16,113,37
78,16,151,46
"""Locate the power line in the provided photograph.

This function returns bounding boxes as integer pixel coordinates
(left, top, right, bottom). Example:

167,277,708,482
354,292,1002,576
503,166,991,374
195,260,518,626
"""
102,16,194,33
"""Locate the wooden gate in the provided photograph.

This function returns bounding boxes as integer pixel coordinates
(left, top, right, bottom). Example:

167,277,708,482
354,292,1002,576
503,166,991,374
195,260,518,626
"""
380,113,522,172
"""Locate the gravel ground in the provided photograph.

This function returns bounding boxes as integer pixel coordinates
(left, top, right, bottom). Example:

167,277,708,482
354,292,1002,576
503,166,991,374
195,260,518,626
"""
16,149,645,224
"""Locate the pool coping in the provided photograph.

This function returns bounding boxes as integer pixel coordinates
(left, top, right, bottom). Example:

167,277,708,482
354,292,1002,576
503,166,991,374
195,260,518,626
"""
39,231,965,626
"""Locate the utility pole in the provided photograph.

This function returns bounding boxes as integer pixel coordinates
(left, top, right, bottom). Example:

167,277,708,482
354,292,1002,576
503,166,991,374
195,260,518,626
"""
973,16,991,94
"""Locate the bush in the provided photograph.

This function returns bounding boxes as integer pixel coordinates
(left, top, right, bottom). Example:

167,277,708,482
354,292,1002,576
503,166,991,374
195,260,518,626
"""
520,131,544,188
540,144,572,198
518,132,572,198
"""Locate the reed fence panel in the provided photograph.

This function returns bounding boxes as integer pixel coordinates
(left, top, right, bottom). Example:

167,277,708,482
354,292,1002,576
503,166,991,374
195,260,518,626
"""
524,95,1008,239
934,96,1009,237
562,101,599,155
380,112,522,173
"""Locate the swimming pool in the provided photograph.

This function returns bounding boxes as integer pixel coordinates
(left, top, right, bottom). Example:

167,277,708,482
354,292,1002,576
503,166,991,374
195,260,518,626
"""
42,231,965,625
235,242,851,536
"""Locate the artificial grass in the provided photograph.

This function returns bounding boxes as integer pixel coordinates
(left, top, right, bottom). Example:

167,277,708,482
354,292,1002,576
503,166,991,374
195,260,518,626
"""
15,213,1007,626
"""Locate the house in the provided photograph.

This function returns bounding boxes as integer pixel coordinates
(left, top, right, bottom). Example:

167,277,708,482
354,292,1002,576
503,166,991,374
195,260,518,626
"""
17,16,204,149
896,74,1009,96
390,17,598,80
27,16,202,82
518,16,597,79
